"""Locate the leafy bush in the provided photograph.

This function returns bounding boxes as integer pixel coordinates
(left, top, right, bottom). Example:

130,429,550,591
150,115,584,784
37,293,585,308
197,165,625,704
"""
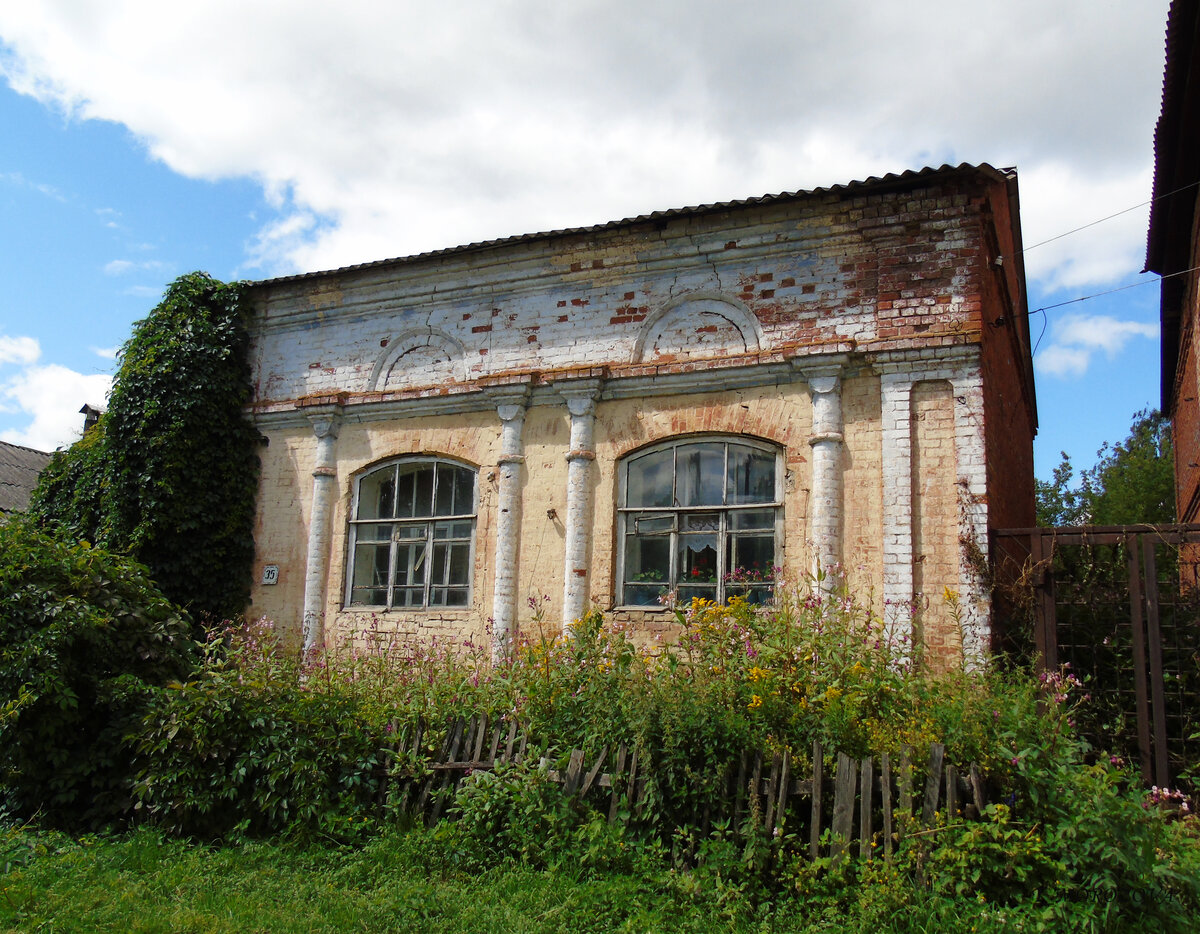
131,621,389,840
0,519,196,828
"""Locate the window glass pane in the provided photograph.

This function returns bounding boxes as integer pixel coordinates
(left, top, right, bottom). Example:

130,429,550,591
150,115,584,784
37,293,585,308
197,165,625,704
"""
431,587,470,607
727,445,776,505
395,465,417,518
354,522,393,543
396,524,424,540
455,467,475,514
726,534,775,582
677,584,718,604
624,533,669,604
632,514,674,534
678,533,719,585
434,520,473,540
394,540,427,587
447,542,471,586
413,464,434,517
350,542,390,605
731,509,775,531
431,541,448,586
676,442,725,506
682,512,719,532
393,587,425,607
627,448,674,507
357,467,395,520
435,463,473,516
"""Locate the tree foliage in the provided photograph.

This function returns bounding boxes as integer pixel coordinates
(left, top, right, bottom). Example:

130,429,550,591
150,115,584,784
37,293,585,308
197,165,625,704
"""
29,272,260,622
1036,408,1175,527
0,518,196,828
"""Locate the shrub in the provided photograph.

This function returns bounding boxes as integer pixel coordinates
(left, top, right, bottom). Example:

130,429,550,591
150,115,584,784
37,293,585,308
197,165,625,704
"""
131,621,389,840
0,519,196,828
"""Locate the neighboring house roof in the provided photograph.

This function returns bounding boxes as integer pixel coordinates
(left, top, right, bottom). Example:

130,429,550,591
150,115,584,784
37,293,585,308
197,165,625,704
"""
0,440,51,514
250,162,1017,288
1146,0,1200,410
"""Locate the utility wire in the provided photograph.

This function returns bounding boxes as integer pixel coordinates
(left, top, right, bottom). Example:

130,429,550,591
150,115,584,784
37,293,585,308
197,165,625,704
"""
1022,178,1200,254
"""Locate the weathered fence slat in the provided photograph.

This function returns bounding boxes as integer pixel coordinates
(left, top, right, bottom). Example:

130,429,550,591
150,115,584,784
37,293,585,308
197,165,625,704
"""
608,746,627,823
809,740,824,860
831,753,856,861
427,717,467,827
581,746,607,797
859,756,874,860
969,763,986,816
774,748,792,838
763,753,781,831
923,743,945,827
563,748,585,795
945,764,958,818
881,752,894,860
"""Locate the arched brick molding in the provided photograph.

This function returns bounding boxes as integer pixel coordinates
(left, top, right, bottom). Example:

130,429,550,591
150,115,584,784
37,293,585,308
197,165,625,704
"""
370,329,468,391
632,293,764,363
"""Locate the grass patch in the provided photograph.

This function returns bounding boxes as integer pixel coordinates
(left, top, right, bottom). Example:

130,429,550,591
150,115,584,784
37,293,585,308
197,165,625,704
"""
2,824,1198,934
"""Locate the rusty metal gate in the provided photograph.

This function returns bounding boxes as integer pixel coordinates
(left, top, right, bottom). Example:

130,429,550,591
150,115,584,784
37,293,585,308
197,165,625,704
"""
992,525,1200,790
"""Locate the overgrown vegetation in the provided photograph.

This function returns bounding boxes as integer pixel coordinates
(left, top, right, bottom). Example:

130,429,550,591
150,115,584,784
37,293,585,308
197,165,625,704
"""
29,271,260,622
1,517,1197,929
0,520,196,829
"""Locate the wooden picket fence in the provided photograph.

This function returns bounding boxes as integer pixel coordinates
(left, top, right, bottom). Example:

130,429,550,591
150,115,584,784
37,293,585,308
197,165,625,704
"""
384,713,987,861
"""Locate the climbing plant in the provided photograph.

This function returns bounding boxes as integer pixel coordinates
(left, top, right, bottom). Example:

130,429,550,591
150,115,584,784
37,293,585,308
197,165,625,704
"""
30,272,260,623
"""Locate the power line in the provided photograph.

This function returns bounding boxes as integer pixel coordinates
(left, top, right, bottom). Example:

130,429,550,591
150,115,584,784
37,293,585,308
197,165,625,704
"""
1022,178,1200,254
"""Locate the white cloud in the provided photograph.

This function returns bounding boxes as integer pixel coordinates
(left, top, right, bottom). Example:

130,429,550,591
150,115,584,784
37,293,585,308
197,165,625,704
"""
1035,314,1159,379
91,345,119,360
0,335,40,366
0,0,1171,286
104,258,166,276
0,362,111,451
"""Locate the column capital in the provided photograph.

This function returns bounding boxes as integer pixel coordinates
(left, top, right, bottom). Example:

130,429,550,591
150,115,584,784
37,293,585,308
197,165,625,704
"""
557,377,604,417
307,408,343,440
490,385,531,415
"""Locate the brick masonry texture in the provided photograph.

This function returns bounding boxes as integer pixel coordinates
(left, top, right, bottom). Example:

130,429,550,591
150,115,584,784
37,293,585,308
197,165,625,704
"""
245,165,1037,671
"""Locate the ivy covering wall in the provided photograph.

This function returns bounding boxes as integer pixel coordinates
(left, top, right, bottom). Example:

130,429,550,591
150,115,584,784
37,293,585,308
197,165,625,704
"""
31,272,260,623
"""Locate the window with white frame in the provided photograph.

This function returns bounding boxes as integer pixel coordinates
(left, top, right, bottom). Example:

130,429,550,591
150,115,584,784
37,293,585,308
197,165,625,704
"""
347,457,477,609
618,438,781,607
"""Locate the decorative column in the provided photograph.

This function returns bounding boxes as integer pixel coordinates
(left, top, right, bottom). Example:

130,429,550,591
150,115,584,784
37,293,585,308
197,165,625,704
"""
491,389,529,662
559,379,602,631
807,368,845,586
879,369,916,654
302,409,342,656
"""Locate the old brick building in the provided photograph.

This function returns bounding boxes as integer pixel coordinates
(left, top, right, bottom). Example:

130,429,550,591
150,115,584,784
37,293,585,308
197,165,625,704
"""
244,163,1037,669
1148,0,1200,523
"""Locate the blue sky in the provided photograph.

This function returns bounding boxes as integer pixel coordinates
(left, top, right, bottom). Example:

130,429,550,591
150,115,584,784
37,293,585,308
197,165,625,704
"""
0,1,1169,485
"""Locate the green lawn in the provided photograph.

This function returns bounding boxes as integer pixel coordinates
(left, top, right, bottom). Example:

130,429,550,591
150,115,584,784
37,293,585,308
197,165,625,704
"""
1,826,1181,934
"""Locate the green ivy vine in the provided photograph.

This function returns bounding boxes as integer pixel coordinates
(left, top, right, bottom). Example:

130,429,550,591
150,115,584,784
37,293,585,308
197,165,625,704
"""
30,272,260,623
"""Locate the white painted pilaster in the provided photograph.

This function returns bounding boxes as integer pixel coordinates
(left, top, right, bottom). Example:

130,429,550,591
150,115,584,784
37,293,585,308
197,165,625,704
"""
302,409,342,656
491,389,529,662
879,371,915,651
558,378,602,631
806,368,844,586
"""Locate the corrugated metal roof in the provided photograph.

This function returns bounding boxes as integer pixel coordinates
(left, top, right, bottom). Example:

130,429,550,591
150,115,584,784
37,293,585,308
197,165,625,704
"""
0,440,51,514
248,162,1012,289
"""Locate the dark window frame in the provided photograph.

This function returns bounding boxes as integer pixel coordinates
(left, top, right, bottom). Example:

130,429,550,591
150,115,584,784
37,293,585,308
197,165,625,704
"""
346,456,478,610
616,436,783,608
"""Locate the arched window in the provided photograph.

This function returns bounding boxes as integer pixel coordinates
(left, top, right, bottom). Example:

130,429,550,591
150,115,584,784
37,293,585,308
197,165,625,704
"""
617,437,782,606
347,457,477,609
